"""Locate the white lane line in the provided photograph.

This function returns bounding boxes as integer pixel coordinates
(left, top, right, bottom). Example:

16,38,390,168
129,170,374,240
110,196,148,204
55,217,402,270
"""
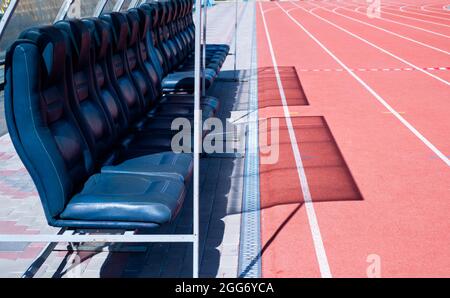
398,4,450,21
292,3,450,86
0,133,9,142
322,6,450,55
333,1,450,38
278,1,450,167
295,67,450,72
421,4,450,15
263,7,280,14
364,4,450,28
356,6,450,38
259,2,333,278
384,0,448,14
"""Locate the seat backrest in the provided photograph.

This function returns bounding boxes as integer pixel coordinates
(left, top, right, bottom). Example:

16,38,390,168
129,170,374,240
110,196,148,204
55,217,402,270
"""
163,1,182,68
55,19,117,166
4,27,93,221
155,2,177,71
186,0,195,49
169,0,189,59
122,10,158,113
81,17,129,139
100,12,142,125
177,0,191,56
140,3,169,77
132,7,164,100
176,0,193,51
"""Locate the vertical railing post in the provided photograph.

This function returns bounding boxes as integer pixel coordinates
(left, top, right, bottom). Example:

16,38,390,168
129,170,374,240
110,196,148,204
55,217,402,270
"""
201,0,207,96
233,0,238,80
93,0,109,17
129,0,140,9
112,0,125,12
193,0,202,279
0,0,20,41
54,0,74,23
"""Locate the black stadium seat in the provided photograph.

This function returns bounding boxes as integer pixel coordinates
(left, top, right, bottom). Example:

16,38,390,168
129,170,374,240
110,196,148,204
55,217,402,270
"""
5,27,185,229
142,0,228,93
53,19,192,179
4,0,229,229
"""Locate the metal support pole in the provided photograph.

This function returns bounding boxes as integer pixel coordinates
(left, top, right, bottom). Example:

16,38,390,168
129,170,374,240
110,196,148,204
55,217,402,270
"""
0,0,19,41
233,0,238,80
93,0,108,17
193,0,202,279
202,1,207,96
112,0,125,12
129,0,140,9
54,0,74,23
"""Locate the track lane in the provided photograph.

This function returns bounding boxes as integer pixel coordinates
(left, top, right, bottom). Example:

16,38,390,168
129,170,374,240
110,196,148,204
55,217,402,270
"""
260,0,450,277
319,2,450,51
352,2,450,34
257,2,326,277
382,1,450,18
287,1,450,164
411,6,450,17
318,2,450,53
379,4,450,24
338,0,450,36
396,4,450,20
421,3,450,14
305,3,450,82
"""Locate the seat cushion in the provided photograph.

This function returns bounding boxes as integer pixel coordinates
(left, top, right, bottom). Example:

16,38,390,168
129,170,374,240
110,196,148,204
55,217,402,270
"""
125,126,208,155
206,44,230,53
180,56,224,71
178,61,222,74
134,116,212,140
60,173,185,225
102,152,193,182
155,101,216,119
125,132,182,155
162,70,215,92
162,95,219,112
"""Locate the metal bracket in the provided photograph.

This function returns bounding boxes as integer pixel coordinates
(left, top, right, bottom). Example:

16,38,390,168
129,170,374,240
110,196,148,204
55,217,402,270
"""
0,0,20,40
54,0,74,23
112,0,125,12
93,0,108,17
129,0,140,9
204,152,244,159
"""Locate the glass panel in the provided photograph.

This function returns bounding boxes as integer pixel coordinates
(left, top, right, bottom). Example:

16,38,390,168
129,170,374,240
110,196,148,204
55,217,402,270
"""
0,89,5,136
102,0,119,14
65,0,98,19
0,0,65,57
120,0,132,11
0,0,64,135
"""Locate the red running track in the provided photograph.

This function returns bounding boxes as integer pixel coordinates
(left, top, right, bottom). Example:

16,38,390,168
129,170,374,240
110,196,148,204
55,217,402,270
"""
257,0,450,277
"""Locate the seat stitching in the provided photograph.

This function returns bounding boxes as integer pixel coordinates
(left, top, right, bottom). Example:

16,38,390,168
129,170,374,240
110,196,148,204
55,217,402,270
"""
161,180,169,193
21,46,67,203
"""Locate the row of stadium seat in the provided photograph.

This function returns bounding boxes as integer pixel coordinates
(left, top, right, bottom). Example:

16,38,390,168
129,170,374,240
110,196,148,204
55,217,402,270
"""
4,0,229,229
